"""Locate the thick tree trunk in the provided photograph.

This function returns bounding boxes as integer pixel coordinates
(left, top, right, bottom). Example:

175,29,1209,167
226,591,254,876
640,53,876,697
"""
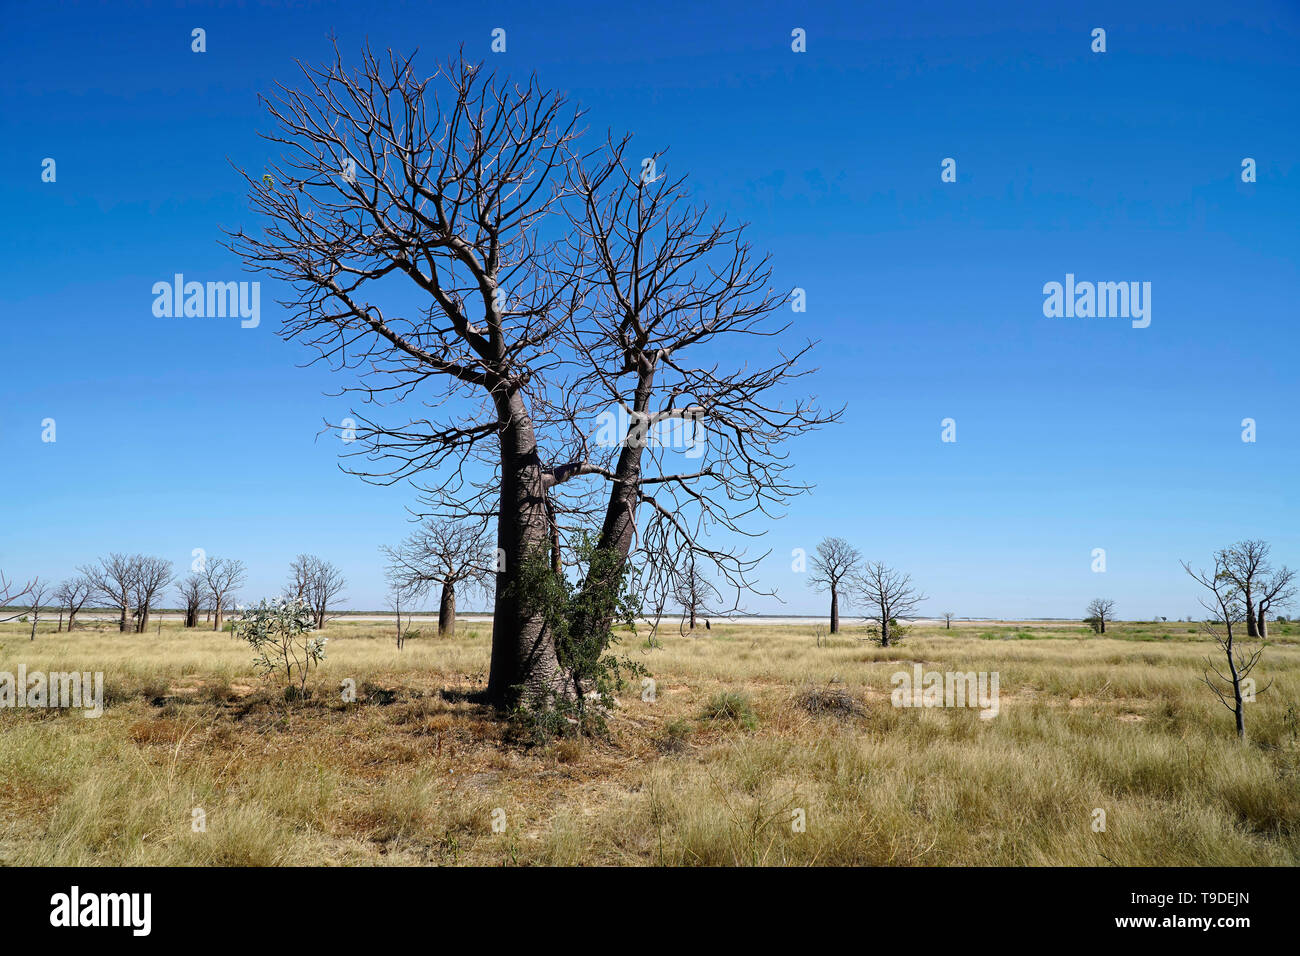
485,398,566,708
688,606,696,630
439,581,456,637
830,589,839,634
1257,607,1268,639
119,593,130,633
1245,590,1258,637
1099,619,1105,634
68,610,77,631
880,612,891,647
138,605,150,633
213,601,223,631
57,610,64,632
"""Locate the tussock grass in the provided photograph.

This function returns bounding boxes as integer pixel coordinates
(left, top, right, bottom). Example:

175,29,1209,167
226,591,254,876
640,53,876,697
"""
1,618,1297,865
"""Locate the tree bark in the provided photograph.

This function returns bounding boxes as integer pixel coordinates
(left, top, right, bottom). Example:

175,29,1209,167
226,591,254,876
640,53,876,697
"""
439,581,456,637
880,615,891,647
119,592,130,633
1257,606,1268,639
830,589,839,634
485,398,566,708
1244,589,1258,637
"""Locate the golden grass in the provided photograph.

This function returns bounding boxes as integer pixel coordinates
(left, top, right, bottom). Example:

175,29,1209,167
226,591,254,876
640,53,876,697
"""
1,618,1297,866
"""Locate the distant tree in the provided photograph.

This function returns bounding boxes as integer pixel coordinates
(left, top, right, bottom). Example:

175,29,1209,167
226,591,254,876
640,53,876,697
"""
203,557,247,631
27,580,51,641
855,561,926,647
53,576,94,631
673,562,719,632
808,537,862,634
1183,555,1270,741
942,610,955,630
384,520,491,637
1085,598,1116,634
81,553,142,633
1220,540,1271,637
287,556,348,630
131,556,174,633
177,574,206,628
1255,565,1296,640
0,571,36,623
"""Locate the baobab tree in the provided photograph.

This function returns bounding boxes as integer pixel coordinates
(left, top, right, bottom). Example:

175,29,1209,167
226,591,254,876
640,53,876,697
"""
855,562,926,647
26,580,51,640
230,46,835,708
807,537,862,634
1183,555,1270,741
383,520,492,637
53,575,94,631
1220,540,1270,637
203,557,247,631
177,574,205,628
131,556,174,633
1085,598,1116,634
303,557,346,630
1255,565,1296,639
80,553,141,633
942,611,955,630
0,571,35,622
673,561,719,632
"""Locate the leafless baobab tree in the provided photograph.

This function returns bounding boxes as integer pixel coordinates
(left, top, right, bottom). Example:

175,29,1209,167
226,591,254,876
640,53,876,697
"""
230,46,836,707
0,571,36,623
807,537,862,634
177,574,205,628
1085,598,1116,634
1220,539,1271,637
942,611,955,629
203,557,247,631
131,556,174,633
80,553,141,633
855,562,925,647
673,561,719,632
1254,563,1295,640
1183,555,1270,741
383,519,492,637
27,579,51,640
305,558,347,630
53,576,94,631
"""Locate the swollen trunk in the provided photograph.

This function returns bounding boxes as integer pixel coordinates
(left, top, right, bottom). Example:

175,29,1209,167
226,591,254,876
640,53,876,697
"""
439,581,456,637
485,401,566,708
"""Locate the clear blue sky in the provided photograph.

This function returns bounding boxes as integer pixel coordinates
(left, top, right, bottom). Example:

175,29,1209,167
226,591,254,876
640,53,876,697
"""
2,0,1297,618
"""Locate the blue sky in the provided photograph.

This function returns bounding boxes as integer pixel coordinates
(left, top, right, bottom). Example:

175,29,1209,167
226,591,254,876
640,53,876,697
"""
2,0,1297,617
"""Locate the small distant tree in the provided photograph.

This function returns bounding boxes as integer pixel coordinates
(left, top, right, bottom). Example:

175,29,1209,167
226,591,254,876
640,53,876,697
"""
0,571,35,623
807,537,862,634
131,556,174,633
855,561,926,647
383,520,492,637
234,598,328,699
177,574,205,628
204,557,247,631
1084,598,1116,634
81,553,142,633
286,554,347,629
942,611,955,630
673,562,719,632
53,575,94,631
1183,555,1270,741
27,580,51,641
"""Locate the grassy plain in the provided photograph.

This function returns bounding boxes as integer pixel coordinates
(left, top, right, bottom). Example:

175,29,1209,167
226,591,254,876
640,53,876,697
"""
2,617,1298,866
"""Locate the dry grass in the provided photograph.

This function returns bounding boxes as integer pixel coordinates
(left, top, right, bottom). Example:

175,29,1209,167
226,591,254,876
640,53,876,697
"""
1,617,1298,866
